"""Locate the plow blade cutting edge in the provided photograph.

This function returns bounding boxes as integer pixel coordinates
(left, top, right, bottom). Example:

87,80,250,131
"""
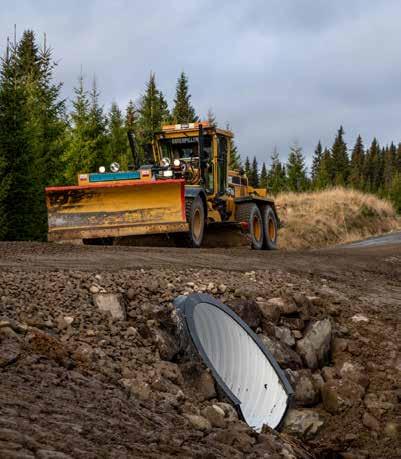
45,179,188,241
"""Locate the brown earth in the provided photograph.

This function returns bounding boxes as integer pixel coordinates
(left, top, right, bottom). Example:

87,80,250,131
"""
0,240,400,458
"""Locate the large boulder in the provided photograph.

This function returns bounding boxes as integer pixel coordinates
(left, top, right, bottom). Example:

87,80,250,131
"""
283,409,325,439
296,319,332,369
259,334,302,370
321,379,365,414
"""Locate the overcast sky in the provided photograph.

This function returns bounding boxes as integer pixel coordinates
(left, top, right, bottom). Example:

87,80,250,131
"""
1,1,401,168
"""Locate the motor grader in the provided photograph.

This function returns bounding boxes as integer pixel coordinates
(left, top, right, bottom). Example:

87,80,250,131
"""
46,122,279,249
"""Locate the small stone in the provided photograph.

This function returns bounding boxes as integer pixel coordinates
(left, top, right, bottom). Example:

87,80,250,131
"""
57,316,74,330
89,285,100,294
274,326,295,347
184,414,211,432
207,282,215,292
257,301,281,324
218,284,227,293
384,421,399,439
186,282,195,288
351,314,369,323
362,412,380,431
93,293,126,320
267,297,297,315
195,370,216,401
201,405,226,428
126,326,137,337
321,379,365,414
121,378,151,400
127,288,135,300
286,369,320,406
214,402,239,421
296,319,332,370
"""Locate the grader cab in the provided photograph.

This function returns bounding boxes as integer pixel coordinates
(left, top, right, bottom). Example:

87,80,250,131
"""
46,122,279,249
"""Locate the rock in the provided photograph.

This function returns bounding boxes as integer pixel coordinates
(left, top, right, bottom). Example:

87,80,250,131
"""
89,285,100,294
280,317,305,331
155,361,183,385
201,405,226,428
286,369,320,406
259,334,302,370
184,414,211,432
121,378,151,400
126,288,135,300
218,284,227,293
283,409,325,439
195,370,216,401
338,362,369,388
126,326,137,337
351,314,369,323
322,366,337,381
362,412,380,431
0,336,20,367
93,293,126,320
214,402,239,421
229,299,262,329
321,379,365,414
274,326,295,347
153,328,179,361
267,297,297,315
332,337,349,355
257,300,280,324
384,421,399,439
296,319,332,369
57,315,74,330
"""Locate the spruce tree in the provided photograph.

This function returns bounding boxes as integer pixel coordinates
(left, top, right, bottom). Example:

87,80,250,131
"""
226,123,240,170
363,138,381,192
286,143,309,192
244,156,251,177
268,149,287,194
311,140,323,186
249,156,259,187
207,108,217,127
383,142,396,193
108,102,128,170
389,173,401,213
172,72,198,124
137,72,171,161
331,126,349,185
315,148,333,189
260,162,268,188
349,135,365,189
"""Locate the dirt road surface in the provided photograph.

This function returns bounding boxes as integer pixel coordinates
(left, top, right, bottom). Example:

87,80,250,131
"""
0,239,400,458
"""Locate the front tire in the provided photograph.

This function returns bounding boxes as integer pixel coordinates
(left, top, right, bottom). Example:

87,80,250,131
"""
175,196,205,248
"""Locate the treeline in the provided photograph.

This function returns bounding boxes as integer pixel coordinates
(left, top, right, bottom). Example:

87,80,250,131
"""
243,127,401,212
0,30,221,241
0,30,400,242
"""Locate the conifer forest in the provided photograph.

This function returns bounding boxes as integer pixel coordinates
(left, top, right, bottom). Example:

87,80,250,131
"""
0,30,400,241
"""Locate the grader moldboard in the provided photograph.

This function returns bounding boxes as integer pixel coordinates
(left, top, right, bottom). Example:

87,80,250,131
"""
46,122,279,249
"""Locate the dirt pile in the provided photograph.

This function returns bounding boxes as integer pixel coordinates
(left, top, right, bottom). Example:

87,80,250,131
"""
276,187,400,250
0,252,400,458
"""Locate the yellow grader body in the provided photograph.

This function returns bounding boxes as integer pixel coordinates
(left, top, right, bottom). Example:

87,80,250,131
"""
46,121,280,249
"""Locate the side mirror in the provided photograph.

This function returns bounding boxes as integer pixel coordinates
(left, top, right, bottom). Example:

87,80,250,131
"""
239,167,245,176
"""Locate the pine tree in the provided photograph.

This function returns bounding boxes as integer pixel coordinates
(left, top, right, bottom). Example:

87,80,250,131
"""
363,138,381,192
244,156,251,177
226,123,240,170
268,149,287,194
249,156,259,187
108,102,128,170
87,77,108,165
207,108,217,127
125,99,137,132
349,135,365,189
311,140,323,186
62,75,92,182
172,72,198,124
331,126,349,185
260,162,268,188
137,72,171,161
286,143,309,192
383,142,396,193
314,148,333,189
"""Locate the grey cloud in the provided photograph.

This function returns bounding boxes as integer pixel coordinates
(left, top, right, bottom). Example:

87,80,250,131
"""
1,0,401,170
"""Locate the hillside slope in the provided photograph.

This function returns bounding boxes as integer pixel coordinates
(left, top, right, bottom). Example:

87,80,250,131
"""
275,187,400,250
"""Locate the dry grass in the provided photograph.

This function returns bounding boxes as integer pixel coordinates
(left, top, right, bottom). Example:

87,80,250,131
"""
275,187,401,250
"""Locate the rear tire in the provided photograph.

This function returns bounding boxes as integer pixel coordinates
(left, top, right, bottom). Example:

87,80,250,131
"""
262,206,278,250
236,203,264,250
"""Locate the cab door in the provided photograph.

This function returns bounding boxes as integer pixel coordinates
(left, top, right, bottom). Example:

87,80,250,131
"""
216,135,228,194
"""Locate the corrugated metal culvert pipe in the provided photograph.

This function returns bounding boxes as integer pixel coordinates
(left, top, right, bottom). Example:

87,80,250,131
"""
174,293,294,431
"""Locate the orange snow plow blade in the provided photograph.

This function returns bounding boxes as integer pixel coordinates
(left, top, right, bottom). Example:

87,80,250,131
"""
45,179,188,242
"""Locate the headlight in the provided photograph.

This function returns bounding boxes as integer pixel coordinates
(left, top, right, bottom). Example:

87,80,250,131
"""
163,170,173,177
110,162,120,173
161,157,171,168
173,159,181,167
99,166,106,173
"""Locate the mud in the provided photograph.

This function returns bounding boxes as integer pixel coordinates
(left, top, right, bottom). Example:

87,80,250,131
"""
0,241,400,458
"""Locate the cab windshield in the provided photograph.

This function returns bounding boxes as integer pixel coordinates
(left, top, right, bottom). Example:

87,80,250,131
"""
160,135,212,162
